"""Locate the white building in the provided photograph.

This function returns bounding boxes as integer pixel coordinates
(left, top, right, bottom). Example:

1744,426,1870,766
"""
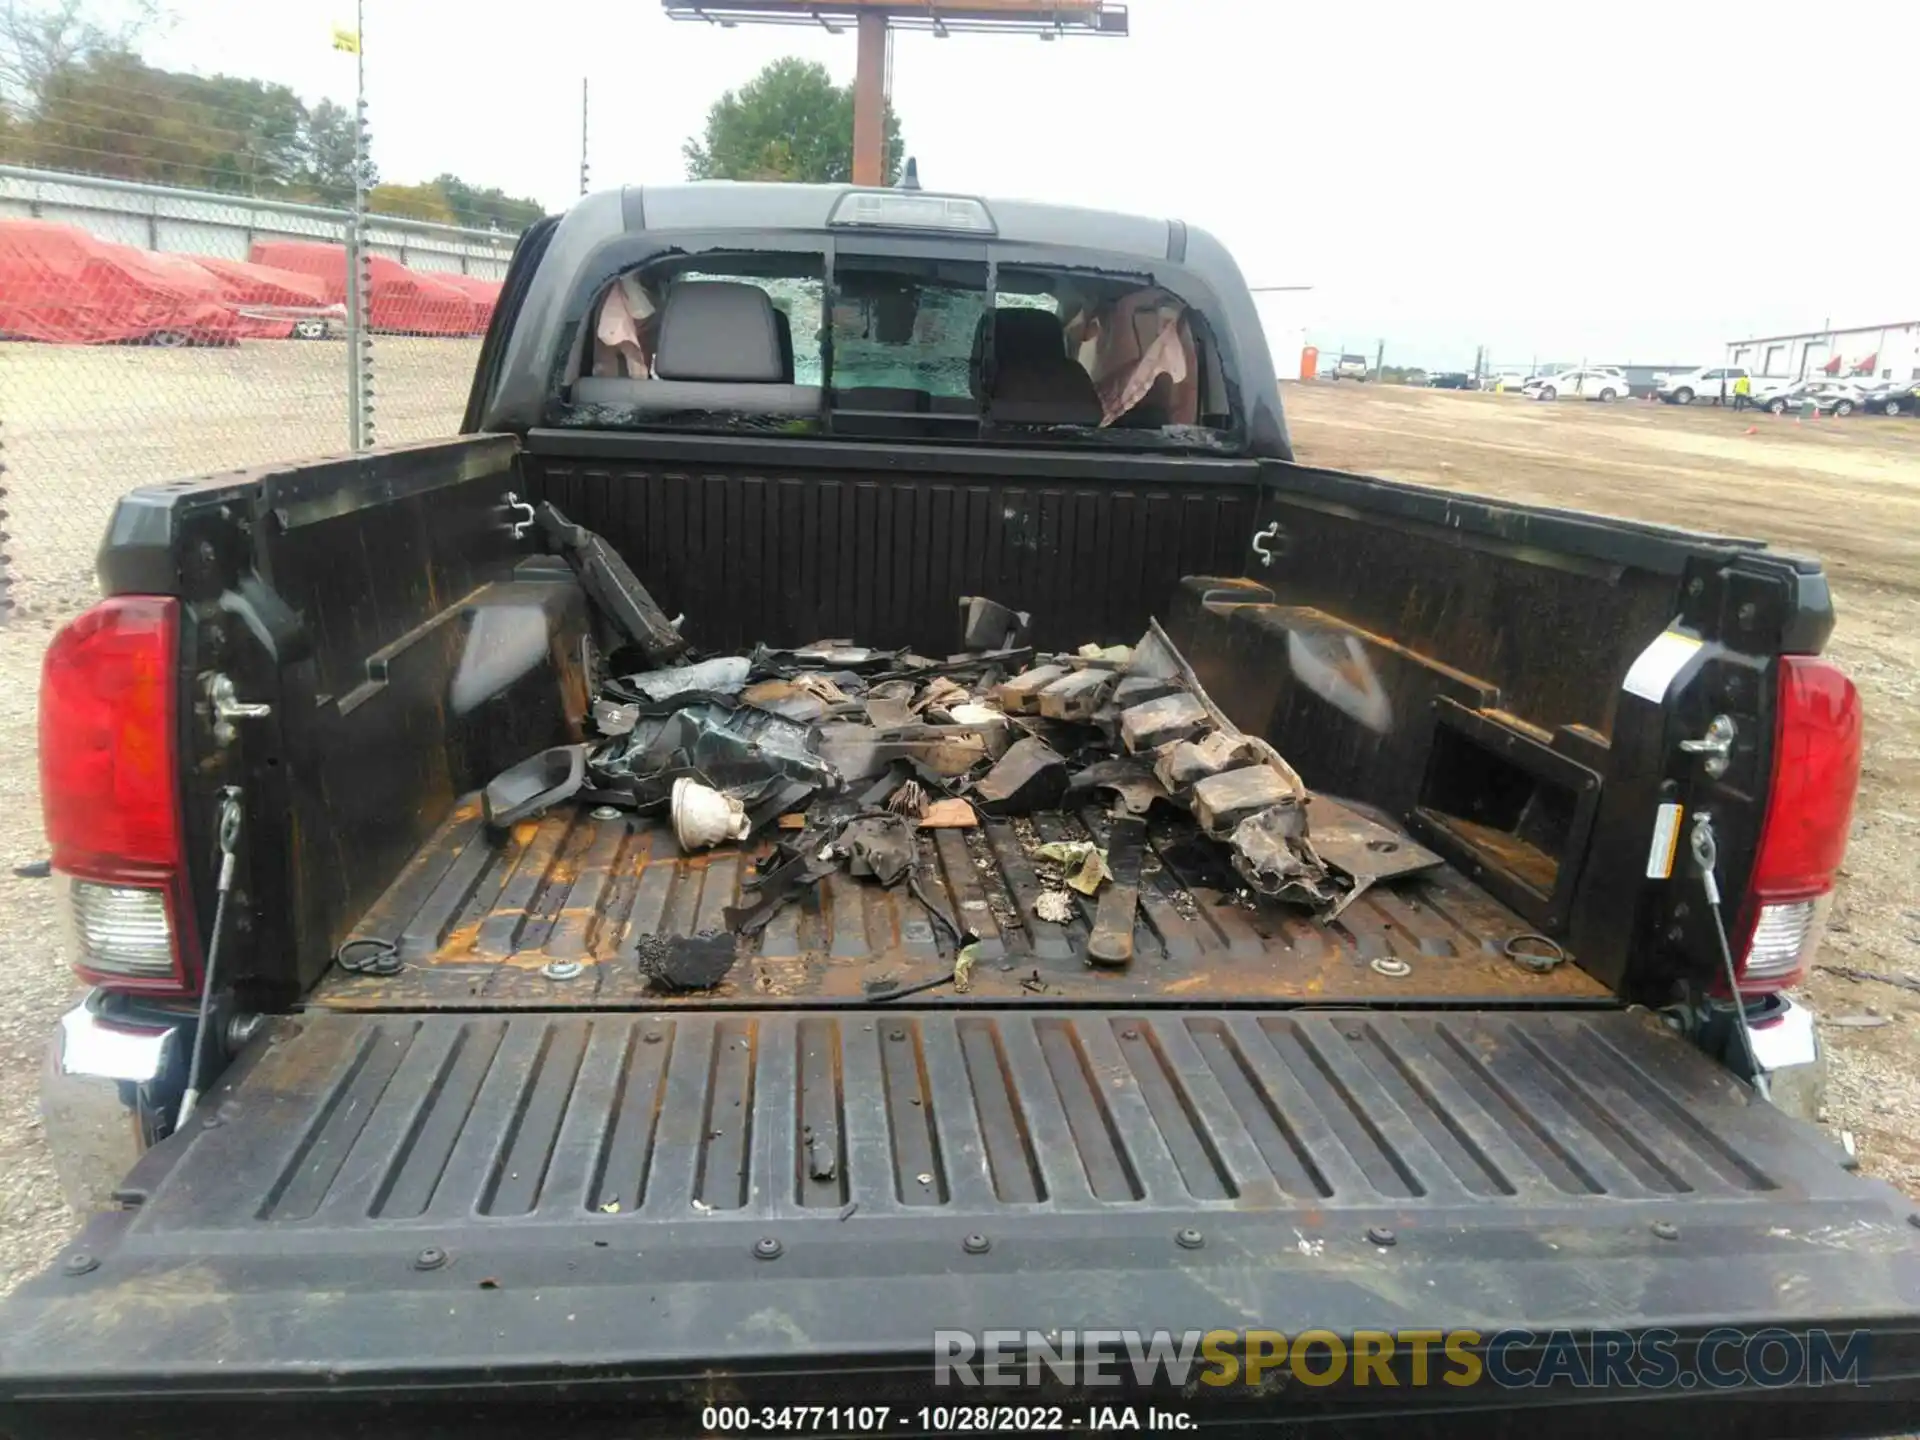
1726,320,1920,384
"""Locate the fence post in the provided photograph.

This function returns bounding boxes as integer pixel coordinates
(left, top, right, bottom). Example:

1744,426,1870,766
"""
346,0,375,452
345,217,367,452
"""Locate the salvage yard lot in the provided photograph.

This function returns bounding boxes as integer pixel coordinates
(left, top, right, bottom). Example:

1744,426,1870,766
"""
0,354,1916,1300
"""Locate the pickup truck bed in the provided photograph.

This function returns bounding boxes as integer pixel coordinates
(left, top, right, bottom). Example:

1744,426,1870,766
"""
15,189,1914,1436
312,793,1608,1009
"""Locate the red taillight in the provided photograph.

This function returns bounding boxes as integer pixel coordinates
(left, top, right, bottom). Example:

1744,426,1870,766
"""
1732,656,1862,993
39,597,198,994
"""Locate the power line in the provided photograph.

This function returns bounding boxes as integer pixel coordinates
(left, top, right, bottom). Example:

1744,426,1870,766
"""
19,117,280,152
14,122,311,173
11,122,322,174
17,92,315,137
7,143,337,194
0,86,352,150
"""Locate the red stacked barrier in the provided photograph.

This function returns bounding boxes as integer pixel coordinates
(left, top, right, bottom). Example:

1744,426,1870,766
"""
187,256,342,338
432,272,504,329
0,220,243,346
247,241,491,335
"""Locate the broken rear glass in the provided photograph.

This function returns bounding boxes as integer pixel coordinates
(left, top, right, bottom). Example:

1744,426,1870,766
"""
554,248,1242,451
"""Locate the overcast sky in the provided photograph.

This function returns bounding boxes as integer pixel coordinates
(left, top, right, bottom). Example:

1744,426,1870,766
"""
147,0,1918,370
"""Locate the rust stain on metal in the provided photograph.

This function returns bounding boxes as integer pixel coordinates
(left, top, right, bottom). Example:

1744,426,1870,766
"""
309,796,1610,1012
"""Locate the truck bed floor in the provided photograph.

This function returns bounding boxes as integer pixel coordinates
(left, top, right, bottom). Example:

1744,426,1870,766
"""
311,793,1607,1010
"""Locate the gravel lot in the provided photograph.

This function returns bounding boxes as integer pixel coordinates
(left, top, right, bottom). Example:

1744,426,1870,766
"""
2,336,481,615
0,352,1914,1304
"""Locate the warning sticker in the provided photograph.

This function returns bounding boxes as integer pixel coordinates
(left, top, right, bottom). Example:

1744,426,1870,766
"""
1623,630,1704,704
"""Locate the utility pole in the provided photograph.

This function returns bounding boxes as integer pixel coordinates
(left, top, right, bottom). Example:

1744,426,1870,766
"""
850,12,892,185
1374,339,1385,381
579,78,591,195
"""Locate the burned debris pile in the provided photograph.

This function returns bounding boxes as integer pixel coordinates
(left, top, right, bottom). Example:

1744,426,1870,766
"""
480,510,1441,990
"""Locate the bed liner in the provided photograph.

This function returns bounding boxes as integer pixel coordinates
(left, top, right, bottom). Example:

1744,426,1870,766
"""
310,791,1609,1010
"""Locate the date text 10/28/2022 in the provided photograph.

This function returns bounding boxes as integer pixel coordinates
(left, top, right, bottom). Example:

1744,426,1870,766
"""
701,1408,1192,1434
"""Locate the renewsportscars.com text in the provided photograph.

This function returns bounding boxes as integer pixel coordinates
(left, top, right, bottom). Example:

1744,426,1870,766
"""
933,1327,1870,1390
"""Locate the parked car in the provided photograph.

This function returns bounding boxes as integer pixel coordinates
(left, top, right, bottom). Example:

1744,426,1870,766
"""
1331,351,1369,380
1425,371,1475,390
1857,379,1920,417
1655,366,1749,404
1755,378,1822,415
1807,379,1875,416
2,180,1905,1435
1481,369,1530,392
1524,366,1629,402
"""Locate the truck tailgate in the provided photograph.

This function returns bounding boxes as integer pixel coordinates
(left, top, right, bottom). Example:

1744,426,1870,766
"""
5,1007,1920,1435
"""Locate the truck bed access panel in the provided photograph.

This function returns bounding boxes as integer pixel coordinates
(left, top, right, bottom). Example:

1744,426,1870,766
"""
5,1007,1917,1433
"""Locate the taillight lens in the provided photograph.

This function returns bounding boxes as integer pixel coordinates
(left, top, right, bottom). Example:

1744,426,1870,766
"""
1732,657,1862,993
39,597,198,994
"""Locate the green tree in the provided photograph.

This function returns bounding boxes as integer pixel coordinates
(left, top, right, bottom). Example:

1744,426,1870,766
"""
297,97,369,205
21,50,312,192
683,57,902,185
0,3,539,233
431,172,543,232
0,0,160,117
368,180,454,223
192,72,307,194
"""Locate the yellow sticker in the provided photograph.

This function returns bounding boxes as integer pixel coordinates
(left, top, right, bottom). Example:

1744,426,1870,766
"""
1646,802,1684,879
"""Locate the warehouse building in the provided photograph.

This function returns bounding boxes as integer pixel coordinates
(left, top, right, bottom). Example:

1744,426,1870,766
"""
1725,320,1920,383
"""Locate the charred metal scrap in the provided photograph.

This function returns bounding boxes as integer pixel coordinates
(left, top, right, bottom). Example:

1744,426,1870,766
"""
480,525,1442,987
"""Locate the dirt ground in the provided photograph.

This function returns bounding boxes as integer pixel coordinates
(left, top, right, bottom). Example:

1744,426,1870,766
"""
1283,381,1920,1193
0,356,1915,1302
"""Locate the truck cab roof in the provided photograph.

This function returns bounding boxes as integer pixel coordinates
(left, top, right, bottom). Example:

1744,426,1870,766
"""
477,182,1291,457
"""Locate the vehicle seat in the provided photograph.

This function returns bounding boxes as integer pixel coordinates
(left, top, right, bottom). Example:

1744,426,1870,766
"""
971,308,1103,426
1112,371,1174,428
572,281,819,416
771,307,794,383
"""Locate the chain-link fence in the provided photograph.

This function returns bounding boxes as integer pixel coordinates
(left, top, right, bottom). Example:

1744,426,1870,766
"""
0,165,512,617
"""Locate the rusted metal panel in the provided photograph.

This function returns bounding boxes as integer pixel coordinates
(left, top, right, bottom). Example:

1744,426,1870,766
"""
312,794,1607,1011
